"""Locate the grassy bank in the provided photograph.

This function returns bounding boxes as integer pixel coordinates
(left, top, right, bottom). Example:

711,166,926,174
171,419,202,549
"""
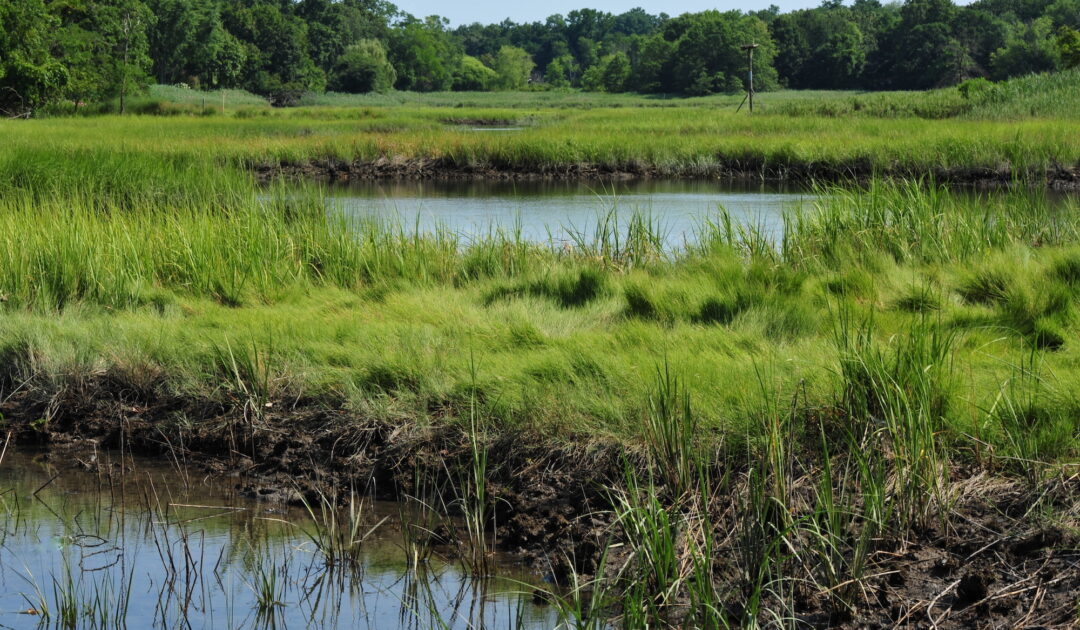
5,103,1080,186
1,176,1078,466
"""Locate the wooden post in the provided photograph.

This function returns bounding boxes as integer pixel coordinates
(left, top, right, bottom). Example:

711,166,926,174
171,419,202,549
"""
741,43,759,114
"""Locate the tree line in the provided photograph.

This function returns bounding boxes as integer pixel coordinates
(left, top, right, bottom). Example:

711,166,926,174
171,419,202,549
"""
2,0,1079,114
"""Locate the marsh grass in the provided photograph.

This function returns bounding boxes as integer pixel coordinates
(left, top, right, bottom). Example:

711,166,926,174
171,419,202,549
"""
297,486,388,570
0,179,1077,462
8,86,1080,190
834,308,955,531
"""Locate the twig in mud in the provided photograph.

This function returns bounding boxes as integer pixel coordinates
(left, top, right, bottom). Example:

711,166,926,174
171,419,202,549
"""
1014,583,1046,628
892,600,928,627
0,375,34,406
0,430,11,466
927,578,960,628
974,573,1069,606
963,536,1008,562
818,570,899,596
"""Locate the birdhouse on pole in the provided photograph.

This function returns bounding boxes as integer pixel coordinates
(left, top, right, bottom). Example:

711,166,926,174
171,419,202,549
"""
741,43,759,113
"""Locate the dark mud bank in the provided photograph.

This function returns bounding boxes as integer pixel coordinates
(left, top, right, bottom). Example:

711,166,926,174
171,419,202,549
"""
253,156,1080,190
3,387,1078,629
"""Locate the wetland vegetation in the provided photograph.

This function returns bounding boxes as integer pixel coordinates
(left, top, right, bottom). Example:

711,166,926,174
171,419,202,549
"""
3,5,1080,622
0,99,1079,625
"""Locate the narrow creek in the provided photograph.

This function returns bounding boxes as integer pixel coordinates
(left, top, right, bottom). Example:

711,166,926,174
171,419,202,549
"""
0,450,559,630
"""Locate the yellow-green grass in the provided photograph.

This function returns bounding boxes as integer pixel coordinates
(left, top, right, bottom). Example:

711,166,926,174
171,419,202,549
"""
4,106,1080,191
0,178,1077,470
65,68,1080,121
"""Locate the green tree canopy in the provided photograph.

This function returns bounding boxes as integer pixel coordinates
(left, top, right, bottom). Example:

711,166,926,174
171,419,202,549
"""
0,0,67,114
493,45,534,89
663,11,778,95
453,55,497,90
329,39,395,92
387,15,461,91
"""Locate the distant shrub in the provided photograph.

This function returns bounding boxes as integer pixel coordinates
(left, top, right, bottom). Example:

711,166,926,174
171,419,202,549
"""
957,78,997,101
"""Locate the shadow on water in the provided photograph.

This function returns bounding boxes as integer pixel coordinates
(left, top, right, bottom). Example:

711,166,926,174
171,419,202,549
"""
0,451,560,630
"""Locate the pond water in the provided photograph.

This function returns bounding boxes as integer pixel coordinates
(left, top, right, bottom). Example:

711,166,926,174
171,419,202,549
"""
327,179,811,249
0,450,560,630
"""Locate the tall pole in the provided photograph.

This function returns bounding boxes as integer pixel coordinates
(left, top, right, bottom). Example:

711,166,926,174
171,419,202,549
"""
748,46,754,113
741,43,759,114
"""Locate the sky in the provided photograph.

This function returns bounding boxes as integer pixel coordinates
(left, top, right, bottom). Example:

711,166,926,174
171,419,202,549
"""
395,1,822,26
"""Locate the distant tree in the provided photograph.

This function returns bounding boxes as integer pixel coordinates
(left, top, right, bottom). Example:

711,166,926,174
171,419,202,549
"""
612,7,663,35
50,0,154,111
453,55,496,90
814,20,867,87
1059,25,1080,66
952,8,1010,76
894,22,972,87
544,54,577,86
388,15,461,91
492,45,534,89
456,21,511,59
329,39,395,92
600,51,631,90
146,0,246,88
579,60,604,90
990,16,1062,78
0,0,67,114
566,9,616,60
579,52,631,91
770,13,811,85
1045,0,1080,28
773,10,867,88
627,33,674,92
221,1,325,102
663,11,777,95
871,0,972,88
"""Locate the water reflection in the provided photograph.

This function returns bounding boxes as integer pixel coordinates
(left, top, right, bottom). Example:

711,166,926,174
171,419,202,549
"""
0,452,557,630
327,179,812,250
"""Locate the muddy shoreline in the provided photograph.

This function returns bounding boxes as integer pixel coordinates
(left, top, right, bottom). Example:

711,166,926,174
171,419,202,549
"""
2,384,1077,628
253,156,1080,191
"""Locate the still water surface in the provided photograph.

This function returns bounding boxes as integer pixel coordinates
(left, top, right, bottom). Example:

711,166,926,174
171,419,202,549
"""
327,179,811,249
0,451,557,630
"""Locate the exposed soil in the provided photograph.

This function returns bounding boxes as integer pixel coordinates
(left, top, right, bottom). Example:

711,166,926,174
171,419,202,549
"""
439,117,520,126
1,384,1077,629
252,156,1080,190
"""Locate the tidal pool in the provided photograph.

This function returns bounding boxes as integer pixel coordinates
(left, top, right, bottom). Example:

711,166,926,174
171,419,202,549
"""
0,451,559,630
